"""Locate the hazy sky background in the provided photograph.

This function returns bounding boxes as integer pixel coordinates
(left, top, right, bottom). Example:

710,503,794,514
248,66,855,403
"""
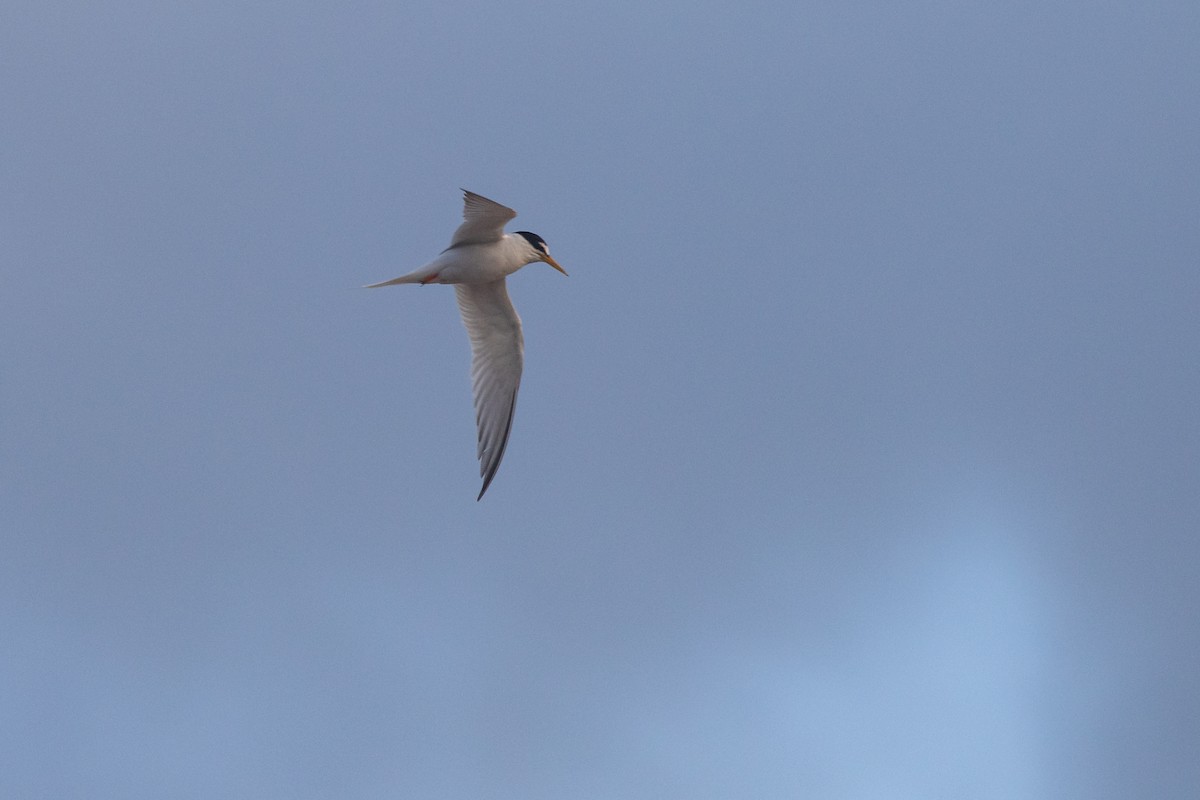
3,1,1198,797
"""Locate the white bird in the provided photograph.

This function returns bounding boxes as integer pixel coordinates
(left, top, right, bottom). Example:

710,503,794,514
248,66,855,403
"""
366,190,567,500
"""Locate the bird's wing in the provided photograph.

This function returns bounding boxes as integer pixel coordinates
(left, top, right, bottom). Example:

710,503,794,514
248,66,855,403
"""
455,280,524,499
449,190,518,247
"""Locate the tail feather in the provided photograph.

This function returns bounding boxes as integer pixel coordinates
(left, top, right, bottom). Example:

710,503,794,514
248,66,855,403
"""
364,268,432,288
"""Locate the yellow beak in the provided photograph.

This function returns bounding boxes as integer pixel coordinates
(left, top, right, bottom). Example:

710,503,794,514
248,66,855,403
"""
544,254,568,276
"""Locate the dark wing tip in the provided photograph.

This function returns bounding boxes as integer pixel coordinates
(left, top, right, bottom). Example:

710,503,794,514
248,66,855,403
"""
474,387,519,501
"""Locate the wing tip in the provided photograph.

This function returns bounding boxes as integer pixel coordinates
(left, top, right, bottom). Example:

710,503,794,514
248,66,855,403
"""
472,387,518,501
476,453,502,501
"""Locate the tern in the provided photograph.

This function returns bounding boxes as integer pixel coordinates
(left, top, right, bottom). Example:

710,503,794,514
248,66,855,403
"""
366,190,567,500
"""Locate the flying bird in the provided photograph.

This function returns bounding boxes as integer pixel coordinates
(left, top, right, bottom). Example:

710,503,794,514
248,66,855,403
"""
366,190,567,500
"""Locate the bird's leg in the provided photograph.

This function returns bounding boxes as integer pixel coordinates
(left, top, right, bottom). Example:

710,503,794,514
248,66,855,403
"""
419,273,441,285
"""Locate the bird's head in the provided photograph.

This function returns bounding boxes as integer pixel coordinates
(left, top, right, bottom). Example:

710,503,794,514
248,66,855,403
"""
514,231,568,275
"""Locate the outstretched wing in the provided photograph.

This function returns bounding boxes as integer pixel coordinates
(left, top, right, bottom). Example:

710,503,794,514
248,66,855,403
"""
454,280,524,499
449,190,518,248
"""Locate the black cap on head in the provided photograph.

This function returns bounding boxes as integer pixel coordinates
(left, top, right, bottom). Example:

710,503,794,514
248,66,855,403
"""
514,230,549,255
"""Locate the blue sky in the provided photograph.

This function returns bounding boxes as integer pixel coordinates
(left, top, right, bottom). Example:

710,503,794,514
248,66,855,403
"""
3,1,1198,797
